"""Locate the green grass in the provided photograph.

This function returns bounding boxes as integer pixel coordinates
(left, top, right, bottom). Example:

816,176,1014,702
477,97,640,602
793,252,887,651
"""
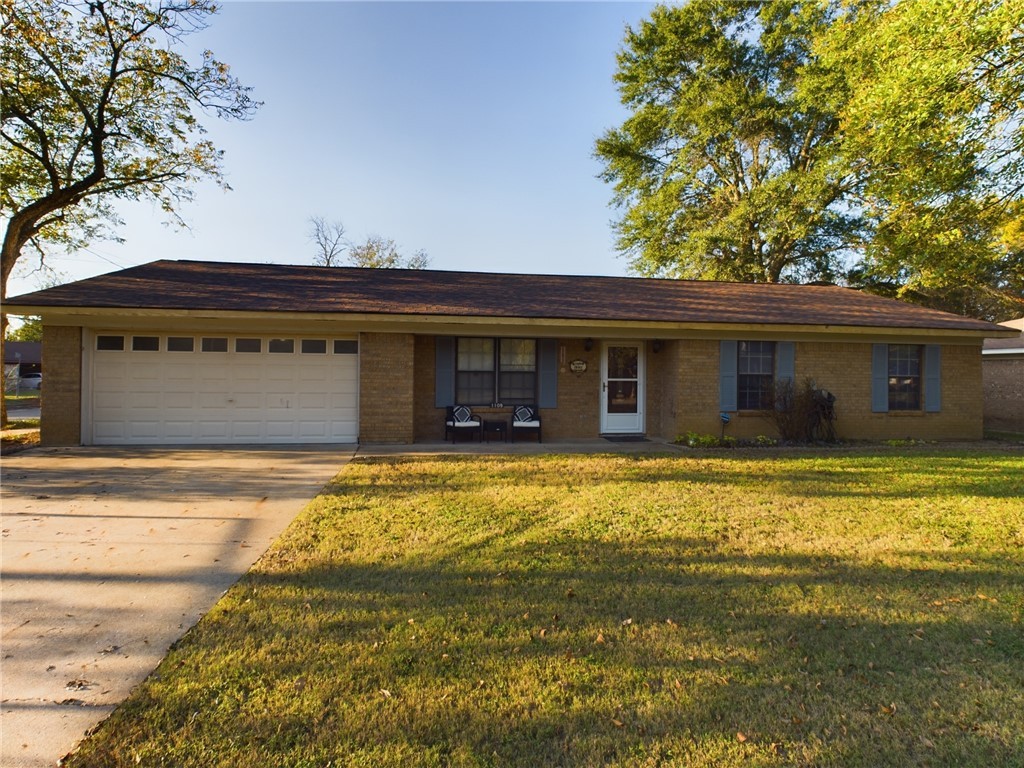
67,448,1024,767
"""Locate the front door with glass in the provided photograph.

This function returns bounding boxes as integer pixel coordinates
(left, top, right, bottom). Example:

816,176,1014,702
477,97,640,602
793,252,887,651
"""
600,342,645,434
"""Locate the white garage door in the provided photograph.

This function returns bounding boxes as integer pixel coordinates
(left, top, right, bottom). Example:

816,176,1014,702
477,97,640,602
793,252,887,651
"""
90,333,358,444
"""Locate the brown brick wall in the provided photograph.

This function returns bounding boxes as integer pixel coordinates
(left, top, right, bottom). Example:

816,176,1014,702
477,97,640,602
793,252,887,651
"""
982,355,1024,433
359,332,415,443
409,335,984,443
41,325,82,446
545,338,600,438
412,336,604,441
666,340,983,441
673,339,725,438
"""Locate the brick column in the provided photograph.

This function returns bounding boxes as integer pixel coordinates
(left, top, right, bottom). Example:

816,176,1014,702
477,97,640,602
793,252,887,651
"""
358,332,415,443
41,325,82,446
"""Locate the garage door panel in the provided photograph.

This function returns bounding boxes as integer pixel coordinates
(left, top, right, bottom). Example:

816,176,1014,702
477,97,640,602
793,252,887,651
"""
199,421,229,439
233,393,262,409
265,421,297,438
92,336,359,444
231,422,263,439
129,421,161,439
127,392,161,410
163,392,195,409
164,422,197,439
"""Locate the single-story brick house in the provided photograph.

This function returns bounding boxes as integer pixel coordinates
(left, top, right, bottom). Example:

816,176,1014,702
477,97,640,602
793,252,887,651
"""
982,318,1024,435
5,259,1015,446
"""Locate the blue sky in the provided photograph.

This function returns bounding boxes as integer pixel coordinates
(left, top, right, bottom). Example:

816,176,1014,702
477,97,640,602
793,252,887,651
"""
9,1,657,298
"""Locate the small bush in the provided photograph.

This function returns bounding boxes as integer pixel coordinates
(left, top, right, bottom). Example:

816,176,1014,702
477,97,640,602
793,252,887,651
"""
765,378,837,442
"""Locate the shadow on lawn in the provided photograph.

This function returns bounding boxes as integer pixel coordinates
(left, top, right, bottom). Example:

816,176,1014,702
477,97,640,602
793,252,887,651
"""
75,542,1024,767
66,453,1024,768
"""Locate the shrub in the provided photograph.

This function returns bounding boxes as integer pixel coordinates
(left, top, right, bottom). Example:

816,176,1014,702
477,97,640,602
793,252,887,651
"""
765,378,837,442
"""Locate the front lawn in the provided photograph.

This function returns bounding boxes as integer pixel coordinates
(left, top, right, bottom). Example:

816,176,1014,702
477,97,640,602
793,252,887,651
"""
67,449,1024,767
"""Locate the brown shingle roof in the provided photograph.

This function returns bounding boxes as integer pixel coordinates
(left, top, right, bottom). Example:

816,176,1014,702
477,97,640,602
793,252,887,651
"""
4,259,1005,332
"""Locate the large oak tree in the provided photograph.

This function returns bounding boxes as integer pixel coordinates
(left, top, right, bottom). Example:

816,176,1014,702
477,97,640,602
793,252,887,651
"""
1,0,258,424
597,0,1024,320
595,0,860,284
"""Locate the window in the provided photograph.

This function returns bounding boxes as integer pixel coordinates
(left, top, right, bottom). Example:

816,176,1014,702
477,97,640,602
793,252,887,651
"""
499,339,537,404
167,337,194,352
132,336,159,351
235,338,261,353
334,340,358,354
201,337,228,352
455,338,537,405
737,341,775,410
456,338,495,404
97,335,125,351
301,339,327,354
888,344,922,410
268,338,295,353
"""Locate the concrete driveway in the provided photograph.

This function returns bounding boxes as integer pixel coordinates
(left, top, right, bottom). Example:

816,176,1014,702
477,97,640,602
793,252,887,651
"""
1,445,353,768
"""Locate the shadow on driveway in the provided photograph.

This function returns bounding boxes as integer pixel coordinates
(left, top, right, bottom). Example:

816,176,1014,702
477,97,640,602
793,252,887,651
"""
0,445,353,768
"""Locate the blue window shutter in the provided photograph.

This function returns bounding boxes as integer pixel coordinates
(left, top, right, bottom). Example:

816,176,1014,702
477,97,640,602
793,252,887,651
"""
871,344,889,413
537,339,558,408
435,336,455,408
776,341,795,385
719,340,738,411
924,344,941,412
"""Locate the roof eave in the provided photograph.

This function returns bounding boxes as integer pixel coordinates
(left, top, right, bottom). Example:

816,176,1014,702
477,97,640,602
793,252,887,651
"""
11,304,1003,340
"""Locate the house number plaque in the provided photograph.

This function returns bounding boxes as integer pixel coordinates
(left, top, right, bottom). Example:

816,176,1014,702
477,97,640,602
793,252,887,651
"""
569,359,587,373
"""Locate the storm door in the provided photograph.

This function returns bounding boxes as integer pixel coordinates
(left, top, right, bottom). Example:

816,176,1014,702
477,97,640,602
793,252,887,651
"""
600,342,645,433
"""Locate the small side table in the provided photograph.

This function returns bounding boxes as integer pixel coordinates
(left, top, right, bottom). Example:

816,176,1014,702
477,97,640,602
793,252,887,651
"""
482,419,508,443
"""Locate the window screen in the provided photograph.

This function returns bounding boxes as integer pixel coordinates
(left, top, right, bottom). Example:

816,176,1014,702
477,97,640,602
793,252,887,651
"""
737,341,775,410
888,344,922,410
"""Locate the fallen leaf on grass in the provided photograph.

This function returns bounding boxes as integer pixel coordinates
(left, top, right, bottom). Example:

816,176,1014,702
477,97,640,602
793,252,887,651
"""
736,732,748,743
379,689,392,699
612,718,624,728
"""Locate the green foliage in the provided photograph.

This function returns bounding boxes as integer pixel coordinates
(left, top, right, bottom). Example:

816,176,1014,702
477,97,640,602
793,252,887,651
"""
595,1,858,284
0,0,259,298
679,431,724,448
598,0,1024,320
348,235,430,270
820,0,1024,320
4,316,41,342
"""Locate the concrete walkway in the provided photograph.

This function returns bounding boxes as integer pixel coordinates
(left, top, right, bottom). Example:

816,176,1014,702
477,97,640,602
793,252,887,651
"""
0,445,354,768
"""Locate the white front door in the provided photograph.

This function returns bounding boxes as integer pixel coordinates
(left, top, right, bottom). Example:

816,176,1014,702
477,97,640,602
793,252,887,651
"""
600,342,645,434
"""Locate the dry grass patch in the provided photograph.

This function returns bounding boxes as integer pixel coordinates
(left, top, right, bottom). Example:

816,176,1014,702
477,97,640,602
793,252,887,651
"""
66,448,1024,767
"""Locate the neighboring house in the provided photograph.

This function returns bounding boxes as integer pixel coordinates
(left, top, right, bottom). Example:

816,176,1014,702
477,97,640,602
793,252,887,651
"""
4,259,1015,446
982,318,1024,435
3,340,42,392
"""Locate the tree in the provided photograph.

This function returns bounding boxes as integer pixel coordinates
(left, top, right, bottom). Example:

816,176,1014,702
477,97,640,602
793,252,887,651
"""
1,0,258,425
5,316,42,342
348,235,429,270
819,0,1024,320
308,216,348,267
595,1,860,284
308,216,430,269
